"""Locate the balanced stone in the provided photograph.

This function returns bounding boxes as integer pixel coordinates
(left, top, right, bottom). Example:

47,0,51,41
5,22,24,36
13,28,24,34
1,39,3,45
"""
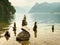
16,29,30,41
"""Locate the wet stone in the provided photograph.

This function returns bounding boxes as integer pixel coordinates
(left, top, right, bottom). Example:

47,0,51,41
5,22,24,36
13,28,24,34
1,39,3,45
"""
16,30,30,41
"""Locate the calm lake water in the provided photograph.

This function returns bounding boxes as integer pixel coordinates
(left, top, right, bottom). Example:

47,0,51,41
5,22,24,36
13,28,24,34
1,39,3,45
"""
0,13,60,45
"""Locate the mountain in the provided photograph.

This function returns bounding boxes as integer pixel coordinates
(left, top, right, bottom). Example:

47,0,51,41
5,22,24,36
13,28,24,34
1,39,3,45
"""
29,2,60,13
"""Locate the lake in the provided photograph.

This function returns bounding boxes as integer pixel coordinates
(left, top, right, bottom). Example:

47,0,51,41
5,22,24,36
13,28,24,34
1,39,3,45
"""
0,13,60,45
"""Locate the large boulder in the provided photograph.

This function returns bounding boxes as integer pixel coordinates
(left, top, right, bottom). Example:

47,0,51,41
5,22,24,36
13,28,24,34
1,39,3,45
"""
16,30,30,41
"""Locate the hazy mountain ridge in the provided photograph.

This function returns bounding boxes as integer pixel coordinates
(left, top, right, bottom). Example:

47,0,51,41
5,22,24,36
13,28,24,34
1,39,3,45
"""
29,2,60,13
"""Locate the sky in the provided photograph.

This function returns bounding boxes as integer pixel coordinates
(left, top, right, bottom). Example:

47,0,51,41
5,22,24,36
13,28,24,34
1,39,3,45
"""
9,0,60,13
9,0,60,8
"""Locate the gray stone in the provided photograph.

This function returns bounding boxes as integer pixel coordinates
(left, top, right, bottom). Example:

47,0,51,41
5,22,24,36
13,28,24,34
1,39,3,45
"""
16,30,30,41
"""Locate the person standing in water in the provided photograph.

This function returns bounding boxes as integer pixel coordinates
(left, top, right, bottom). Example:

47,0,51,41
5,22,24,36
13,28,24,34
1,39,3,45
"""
52,25,54,32
33,22,37,38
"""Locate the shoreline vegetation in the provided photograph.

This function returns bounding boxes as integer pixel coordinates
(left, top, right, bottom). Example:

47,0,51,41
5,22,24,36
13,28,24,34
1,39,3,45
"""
0,0,16,22
0,0,16,15
0,0,16,32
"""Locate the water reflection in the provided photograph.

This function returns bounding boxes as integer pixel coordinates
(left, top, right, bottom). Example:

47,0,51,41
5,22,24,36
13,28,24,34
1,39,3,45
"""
13,31,16,36
0,14,14,22
0,35,4,38
34,31,37,38
17,41,30,45
4,35,10,41
31,13,60,23
21,41,30,45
